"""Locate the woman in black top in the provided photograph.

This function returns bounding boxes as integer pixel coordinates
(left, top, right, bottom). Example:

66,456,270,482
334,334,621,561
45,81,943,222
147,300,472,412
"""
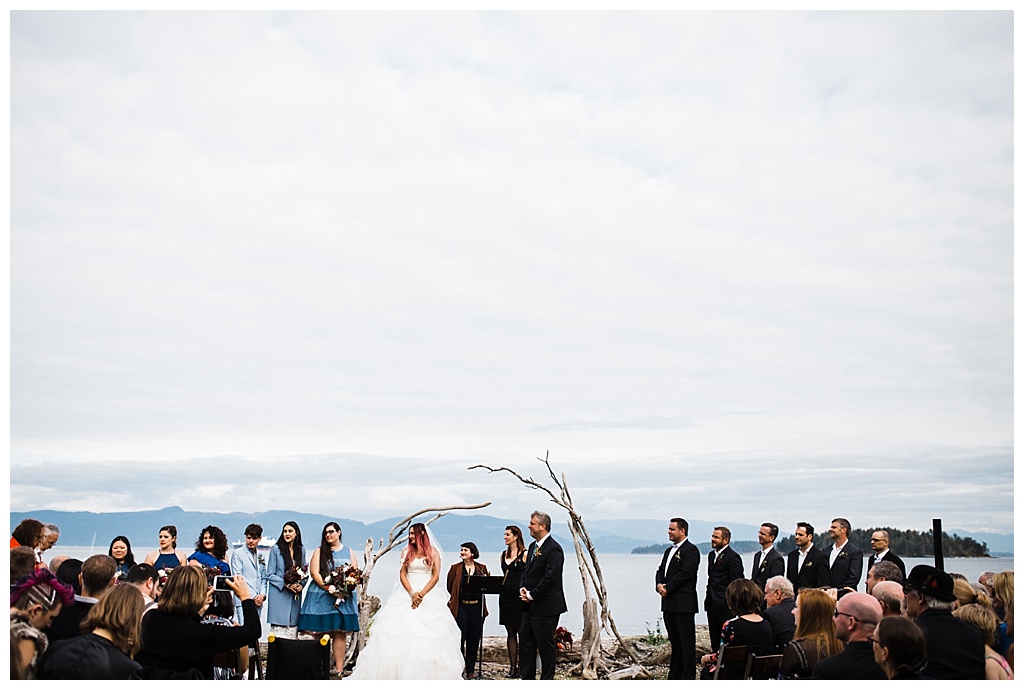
700,579,775,678
136,564,260,679
499,525,527,678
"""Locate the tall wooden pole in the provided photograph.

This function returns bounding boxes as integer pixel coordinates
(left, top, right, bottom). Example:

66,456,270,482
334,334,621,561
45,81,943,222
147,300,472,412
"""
932,518,944,571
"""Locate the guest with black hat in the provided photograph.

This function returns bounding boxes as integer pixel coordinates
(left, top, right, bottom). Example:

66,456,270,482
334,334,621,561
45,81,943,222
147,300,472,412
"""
904,564,985,679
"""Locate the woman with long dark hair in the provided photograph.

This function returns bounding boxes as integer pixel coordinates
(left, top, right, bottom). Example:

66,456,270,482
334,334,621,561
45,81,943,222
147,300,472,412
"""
144,525,187,571
499,525,527,677
348,522,464,680
265,521,306,638
297,522,360,676
108,535,137,580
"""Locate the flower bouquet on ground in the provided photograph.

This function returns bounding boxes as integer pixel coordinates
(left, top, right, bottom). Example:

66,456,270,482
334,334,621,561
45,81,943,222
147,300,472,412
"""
554,626,574,653
284,563,309,601
323,563,364,608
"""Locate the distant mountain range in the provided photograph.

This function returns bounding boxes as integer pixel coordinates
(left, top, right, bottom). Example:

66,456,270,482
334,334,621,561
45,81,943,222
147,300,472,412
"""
9,507,1014,555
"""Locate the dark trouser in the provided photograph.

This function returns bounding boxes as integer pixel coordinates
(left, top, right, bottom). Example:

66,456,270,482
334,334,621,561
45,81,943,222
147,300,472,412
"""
457,602,484,675
706,607,731,654
664,610,696,680
519,610,559,680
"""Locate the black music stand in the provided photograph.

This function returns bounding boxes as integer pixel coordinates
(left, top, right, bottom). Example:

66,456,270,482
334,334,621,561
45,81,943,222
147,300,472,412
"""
473,575,505,679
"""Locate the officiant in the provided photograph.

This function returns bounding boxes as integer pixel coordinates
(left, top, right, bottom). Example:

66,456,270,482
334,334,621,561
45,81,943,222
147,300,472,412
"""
447,541,490,679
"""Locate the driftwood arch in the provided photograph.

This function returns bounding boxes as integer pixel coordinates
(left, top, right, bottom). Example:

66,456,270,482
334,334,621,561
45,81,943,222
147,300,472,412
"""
470,452,645,679
346,502,491,666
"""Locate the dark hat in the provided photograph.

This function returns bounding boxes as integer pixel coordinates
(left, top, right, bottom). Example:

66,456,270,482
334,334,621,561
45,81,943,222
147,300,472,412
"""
904,565,955,602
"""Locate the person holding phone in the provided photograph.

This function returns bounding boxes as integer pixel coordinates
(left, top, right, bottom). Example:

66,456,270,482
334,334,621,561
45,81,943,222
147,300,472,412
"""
136,565,261,679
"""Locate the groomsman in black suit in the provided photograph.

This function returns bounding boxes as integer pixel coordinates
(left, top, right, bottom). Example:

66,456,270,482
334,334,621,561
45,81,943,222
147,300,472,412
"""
825,517,863,597
519,510,567,680
656,517,700,680
787,522,828,592
703,526,743,653
865,530,907,586
751,522,785,590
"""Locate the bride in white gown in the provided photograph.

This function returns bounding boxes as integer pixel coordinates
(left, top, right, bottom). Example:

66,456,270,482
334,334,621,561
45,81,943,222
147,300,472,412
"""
348,522,466,680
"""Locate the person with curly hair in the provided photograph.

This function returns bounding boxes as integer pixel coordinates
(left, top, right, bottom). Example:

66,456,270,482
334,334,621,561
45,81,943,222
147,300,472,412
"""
187,525,231,575
10,569,76,679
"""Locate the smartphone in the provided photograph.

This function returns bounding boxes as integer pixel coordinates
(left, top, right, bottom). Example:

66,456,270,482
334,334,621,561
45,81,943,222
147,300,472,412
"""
214,575,233,591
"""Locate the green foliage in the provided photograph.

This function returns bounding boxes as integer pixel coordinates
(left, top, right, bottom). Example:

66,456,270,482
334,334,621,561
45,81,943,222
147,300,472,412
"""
645,618,668,646
775,527,990,558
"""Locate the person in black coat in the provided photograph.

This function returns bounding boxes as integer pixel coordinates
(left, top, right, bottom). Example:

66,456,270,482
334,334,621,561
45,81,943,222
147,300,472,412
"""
824,518,863,596
872,616,931,679
136,564,261,679
40,585,145,679
518,510,567,681
750,522,785,590
811,592,886,679
786,522,828,592
904,565,985,679
762,576,796,647
656,517,700,680
865,530,907,585
703,526,744,653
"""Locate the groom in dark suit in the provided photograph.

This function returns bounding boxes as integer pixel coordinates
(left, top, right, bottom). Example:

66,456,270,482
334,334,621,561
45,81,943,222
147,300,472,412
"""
519,510,567,680
656,517,700,680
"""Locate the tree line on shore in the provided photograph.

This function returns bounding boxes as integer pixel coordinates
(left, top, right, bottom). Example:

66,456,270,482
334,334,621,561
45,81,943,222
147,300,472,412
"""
632,527,991,557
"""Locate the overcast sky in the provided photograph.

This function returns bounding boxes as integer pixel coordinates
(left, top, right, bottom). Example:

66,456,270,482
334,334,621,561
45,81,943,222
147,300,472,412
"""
9,11,1013,535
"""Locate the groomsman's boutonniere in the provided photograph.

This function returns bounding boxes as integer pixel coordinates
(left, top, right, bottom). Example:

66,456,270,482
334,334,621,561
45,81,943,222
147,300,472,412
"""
534,546,543,559
258,554,266,566
673,549,682,562
838,552,849,560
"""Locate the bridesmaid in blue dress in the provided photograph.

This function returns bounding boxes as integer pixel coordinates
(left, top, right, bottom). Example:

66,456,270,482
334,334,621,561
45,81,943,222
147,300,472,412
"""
298,521,360,677
108,535,137,580
187,525,233,620
266,520,306,638
144,525,188,572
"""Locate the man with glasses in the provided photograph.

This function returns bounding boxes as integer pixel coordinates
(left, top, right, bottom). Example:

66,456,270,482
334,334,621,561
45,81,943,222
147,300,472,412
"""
865,530,906,584
811,592,886,679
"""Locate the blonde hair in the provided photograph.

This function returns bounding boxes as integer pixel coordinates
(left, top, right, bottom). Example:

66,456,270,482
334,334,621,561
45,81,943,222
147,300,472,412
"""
794,589,844,657
82,584,145,656
993,571,1014,608
954,602,998,648
953,578,991,609
158,565,208,616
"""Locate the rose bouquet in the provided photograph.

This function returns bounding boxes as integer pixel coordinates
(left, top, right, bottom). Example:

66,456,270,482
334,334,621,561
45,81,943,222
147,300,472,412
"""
323,563,364,608
284,563,309,601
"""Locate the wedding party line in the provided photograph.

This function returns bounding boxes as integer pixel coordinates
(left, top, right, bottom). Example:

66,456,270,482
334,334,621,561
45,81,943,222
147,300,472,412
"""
10,512,1015,680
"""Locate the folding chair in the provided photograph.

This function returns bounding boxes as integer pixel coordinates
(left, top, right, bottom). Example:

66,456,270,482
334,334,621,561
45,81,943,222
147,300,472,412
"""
712,644,750,680
264,634,332,680
745,653,784,680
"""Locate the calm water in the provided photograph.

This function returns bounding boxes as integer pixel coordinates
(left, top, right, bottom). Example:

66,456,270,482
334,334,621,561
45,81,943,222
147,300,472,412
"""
58,545,1012,639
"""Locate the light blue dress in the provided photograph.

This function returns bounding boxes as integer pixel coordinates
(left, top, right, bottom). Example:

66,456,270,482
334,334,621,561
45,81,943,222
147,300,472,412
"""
265,545,306,627
297,545,359,633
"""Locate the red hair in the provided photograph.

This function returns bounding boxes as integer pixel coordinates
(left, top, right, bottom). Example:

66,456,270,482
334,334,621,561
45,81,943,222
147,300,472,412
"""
401,523,434,568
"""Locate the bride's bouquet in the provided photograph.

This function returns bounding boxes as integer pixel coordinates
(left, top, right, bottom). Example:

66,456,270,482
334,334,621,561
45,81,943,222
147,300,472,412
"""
324,563,364,608
283,563,309,601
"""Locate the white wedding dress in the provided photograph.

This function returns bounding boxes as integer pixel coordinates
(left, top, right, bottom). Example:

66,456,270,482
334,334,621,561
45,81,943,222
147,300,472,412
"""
348,556,465,680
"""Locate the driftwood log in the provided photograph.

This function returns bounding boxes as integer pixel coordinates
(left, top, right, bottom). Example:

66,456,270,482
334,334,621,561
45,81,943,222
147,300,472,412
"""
470,452,643,679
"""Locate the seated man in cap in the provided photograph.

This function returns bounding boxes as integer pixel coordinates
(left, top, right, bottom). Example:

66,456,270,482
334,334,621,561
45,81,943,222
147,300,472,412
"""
904,564,985,679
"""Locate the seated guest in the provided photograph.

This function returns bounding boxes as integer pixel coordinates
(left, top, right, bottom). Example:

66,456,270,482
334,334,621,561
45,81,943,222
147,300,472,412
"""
762,575,796,647
135,565,260,679
779,588,844,679
954,603,1013,680
11,546,37,581
871,616,930,679
55,558,83,596
126,563,161,612
954,578,992,608
872,580,905,618
699,579,775,678
47,554,118,643
865,560,902,594
48,554,69,574
39,585,145,679
10,568,76,679
905,564,985,679
992,571,1015,655
10,518,46,551
1006,598,1014,671
811,592,886,679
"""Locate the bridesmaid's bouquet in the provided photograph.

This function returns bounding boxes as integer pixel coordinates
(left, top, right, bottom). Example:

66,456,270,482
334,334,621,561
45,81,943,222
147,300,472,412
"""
324,564,364,608
284,564,309,601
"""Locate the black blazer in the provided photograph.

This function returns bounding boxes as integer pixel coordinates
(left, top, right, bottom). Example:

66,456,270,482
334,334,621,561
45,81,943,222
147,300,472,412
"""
520,535,567,617
656,540,700,614
704,546,744,614
811,641,887,680
786,546,829,592
762,597,796,647
751,547,785,588
866,551,907,582
916,609,986,679
824,541,863,593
